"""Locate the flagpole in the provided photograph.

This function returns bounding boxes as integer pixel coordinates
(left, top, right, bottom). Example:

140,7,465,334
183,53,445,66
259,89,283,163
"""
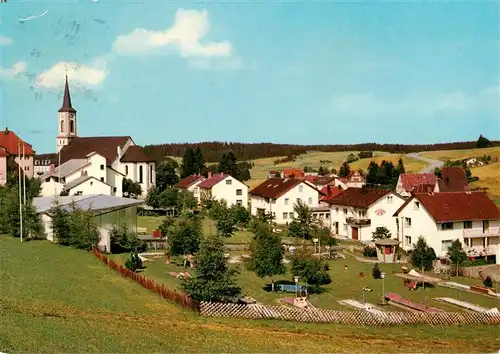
18,143,23,243
23,144,26,205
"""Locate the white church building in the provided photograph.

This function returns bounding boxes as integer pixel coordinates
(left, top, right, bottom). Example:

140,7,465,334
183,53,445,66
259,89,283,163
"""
36,76,155,198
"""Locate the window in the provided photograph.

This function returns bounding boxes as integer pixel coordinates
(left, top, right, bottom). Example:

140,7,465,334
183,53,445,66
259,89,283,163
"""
405,236,412,246
343,223,348,231
441,240,453,252
113,187,117,193
358,210,366,217
405,217,411,228
236,189,242,196
271,198,276,204
139,166,143,183
150,164,153,183
100,164,104,170
100,177,104,182
414,201,420,210
343,208,348,215
236,200,243,206
325,213,330,219
283,212,288,219
226,179,232,185
289,212,294,219
308,197,313,205
90,181,93,186
75,191,82,196
60,120,64,133
298,185,304,192
463,221,472,229
284,198,289,205
441,222,453,231
24,166,29,171
70,120,75,134
387,195,393,203
125,165,128,175
335,207,339,213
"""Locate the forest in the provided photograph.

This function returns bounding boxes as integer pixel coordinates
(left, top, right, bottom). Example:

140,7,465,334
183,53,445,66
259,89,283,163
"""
143,138,499,163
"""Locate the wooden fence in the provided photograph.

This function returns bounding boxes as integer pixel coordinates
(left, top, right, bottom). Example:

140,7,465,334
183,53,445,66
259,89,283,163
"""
92,249,198,311
199,302,500,326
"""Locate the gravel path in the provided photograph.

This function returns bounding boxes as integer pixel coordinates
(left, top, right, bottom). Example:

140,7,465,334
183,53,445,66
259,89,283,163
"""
407,152,445,173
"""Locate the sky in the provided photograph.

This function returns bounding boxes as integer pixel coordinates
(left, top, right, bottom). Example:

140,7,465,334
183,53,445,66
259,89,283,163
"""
0,1,499,154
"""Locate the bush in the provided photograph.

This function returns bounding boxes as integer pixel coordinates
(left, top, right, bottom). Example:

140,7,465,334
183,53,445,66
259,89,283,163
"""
125,251,143,272
483,276,493,288
363,245,377,258
372,263,381,279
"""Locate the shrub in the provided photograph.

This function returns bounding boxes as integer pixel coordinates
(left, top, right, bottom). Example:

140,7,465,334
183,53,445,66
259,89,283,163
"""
372,263,381,279
483,276,493,288
363,245,377,258
125,251,143,272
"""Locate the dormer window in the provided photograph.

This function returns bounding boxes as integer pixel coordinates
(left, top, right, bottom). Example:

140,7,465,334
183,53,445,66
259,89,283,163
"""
299,185,303,192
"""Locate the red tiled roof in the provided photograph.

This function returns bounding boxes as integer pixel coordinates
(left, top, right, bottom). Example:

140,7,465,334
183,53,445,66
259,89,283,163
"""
58,136,131,166
412,183,436,193
250,177,324,199
305,175,317,183
120,145,154,163
282,168,304,178
322,188,392,208
394,191,500,222
400,173,437,192
437,167,468,192
314,176,336,186
340,170,365,184
175,174,205,189
320,185,344,202
198,173,230,189
0,128,35,155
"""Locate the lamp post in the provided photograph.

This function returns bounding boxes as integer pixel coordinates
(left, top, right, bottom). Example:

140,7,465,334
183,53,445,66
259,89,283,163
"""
380,272,386,303
294,276,299,297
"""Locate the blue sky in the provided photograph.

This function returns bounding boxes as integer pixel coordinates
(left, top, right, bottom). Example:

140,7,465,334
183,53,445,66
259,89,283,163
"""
1,1,498,154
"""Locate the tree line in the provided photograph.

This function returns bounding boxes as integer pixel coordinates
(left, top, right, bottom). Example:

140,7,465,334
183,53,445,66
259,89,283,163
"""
143,135,498,163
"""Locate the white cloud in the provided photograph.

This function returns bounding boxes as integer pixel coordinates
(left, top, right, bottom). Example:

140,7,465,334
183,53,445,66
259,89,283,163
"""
112,9,232,58
328,87,499,119
0,35,13,46
0,61,27,77
36,58,108,89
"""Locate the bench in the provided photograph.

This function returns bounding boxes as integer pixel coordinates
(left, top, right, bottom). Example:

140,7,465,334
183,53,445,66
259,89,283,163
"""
278,284,307,293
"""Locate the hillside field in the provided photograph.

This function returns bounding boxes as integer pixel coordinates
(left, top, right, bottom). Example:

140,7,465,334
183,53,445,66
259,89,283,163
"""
421,147,500,203
2,236,500,353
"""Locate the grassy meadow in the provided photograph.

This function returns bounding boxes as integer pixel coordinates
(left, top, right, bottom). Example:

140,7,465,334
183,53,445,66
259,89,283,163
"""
2,236,500,353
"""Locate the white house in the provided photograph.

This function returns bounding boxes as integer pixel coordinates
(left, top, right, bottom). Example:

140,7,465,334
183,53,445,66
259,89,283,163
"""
33,194,144,252
323,188,406,242
38,152,121,197
395,173,437,197
197,173,248,207
339,170,365,188
174,174,206,202
249,177,325,225
35,75,155,198
393,191,500,260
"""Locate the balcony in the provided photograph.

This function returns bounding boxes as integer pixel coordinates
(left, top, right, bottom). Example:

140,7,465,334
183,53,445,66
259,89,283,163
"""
463,227,500,238
346,216,371,226
463,245,499,257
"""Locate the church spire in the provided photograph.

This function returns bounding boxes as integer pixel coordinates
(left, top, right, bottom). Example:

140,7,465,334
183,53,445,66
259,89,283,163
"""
58,75,76,113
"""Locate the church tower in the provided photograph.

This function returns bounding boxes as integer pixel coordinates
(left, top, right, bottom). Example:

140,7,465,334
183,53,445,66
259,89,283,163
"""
56,75,78,153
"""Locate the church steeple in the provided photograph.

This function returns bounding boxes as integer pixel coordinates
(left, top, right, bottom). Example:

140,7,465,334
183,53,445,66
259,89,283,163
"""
56,75,78,153
58,75,76,113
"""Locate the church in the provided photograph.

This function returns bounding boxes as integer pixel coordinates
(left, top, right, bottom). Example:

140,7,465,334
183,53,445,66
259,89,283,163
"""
35,76,155,199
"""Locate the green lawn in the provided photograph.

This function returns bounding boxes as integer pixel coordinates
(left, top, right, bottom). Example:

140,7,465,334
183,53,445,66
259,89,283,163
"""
2,236,500,353
124,251,500,312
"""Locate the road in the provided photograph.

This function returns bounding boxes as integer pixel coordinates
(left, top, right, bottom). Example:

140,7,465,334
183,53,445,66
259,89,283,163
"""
407,153,445,173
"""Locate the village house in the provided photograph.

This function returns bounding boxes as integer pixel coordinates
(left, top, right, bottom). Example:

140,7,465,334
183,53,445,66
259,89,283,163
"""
323,188,405,242
435,166,468,192
340,170,365,188
395,173,437,197
282,168,305,179
35,76,155,198
197,172,248,207
249,177,325,224
393,191,500,261
0,128,35,185
174,174,206,202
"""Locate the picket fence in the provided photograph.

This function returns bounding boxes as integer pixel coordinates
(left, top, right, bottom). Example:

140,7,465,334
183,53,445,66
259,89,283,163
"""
92,249,199,311
199,302,500,326
92,250,500,326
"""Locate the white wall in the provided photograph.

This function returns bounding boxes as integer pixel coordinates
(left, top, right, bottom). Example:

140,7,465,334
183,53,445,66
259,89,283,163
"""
40,179,63,197
250,182,321,225
329,193,405,242
87,153,108,183
188,179,205,202
68,178,112,196
117,161,154,198
395,176,411,197
106,168,123,197
210,176,248,207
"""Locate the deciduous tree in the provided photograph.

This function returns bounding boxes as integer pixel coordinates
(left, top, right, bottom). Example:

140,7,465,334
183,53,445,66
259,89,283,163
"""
446,239,467,275
372,226,391,240
411,236,436,272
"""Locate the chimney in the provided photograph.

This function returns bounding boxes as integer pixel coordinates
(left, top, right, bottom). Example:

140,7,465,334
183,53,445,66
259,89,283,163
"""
117,146,122,159
4,127,8,134
208,171,212,178
50,163,55,176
